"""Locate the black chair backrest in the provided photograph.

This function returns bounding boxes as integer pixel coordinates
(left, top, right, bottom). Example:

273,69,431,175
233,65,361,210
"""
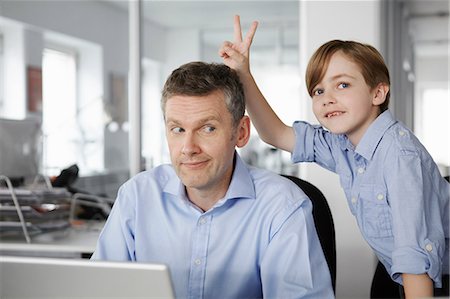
282,175,336,293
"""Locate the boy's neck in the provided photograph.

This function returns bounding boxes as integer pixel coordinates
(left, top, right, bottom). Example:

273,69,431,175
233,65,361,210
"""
347,109,382,146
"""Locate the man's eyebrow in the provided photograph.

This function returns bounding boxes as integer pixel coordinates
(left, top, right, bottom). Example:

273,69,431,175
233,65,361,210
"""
165,116,221,126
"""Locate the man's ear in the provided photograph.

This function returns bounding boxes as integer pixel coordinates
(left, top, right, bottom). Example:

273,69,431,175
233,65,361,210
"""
236,116,251,148
372,82,390,106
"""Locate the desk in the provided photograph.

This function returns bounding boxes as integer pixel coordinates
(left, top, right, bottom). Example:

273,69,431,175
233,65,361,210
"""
0,221,104,258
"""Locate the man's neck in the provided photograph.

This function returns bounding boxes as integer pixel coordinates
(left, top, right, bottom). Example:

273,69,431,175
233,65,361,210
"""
186,186,228,212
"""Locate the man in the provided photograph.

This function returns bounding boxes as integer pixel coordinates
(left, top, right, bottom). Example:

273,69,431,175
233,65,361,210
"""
91,62,334,298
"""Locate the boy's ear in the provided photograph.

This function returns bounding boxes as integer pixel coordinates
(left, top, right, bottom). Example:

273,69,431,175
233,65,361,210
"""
372,83,390,106
236,116,251,148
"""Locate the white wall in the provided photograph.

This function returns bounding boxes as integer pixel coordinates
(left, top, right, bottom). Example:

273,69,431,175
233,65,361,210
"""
298,1,381,298
416,56,449,83
1,20,26,119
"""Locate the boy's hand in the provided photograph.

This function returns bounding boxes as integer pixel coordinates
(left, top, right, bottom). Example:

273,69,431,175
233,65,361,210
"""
219,15,258,73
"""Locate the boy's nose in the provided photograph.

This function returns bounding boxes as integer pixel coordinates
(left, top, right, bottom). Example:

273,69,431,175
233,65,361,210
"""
323,93,337,106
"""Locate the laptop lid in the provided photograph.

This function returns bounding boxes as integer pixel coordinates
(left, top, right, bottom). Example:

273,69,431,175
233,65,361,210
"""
0,255,175,298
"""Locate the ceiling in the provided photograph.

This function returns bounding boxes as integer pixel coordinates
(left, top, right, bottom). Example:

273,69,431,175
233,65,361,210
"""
405,0,449,57
108,0,299,50
108,0,448,58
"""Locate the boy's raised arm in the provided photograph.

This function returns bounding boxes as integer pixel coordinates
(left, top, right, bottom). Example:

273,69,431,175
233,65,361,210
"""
219,15,296,153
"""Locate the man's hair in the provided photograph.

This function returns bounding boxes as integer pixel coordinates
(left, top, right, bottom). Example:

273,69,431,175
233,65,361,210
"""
161,61,245,127
306,40,391,112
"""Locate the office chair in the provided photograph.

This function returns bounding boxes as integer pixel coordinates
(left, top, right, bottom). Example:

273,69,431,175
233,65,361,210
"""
370,261,400,298
281,175,337,293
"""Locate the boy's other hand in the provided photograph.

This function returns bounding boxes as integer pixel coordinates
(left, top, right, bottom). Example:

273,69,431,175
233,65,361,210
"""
219,15,258,73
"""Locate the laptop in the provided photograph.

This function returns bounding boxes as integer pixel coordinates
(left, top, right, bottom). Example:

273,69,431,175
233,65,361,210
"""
0,255,175,298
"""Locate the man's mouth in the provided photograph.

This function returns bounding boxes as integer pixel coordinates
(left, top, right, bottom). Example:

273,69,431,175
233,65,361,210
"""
181,160,208,169
325,111,344,118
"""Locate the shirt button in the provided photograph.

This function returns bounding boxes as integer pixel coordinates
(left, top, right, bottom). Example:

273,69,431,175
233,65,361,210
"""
194,259,201,265
351,197,357,204
425,244,433,252
399,130,406,136
377,194,384,201
357,167,365,174
199,217,206,225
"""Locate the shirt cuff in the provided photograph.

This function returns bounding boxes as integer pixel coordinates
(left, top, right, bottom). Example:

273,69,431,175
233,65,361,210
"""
391,238,443,288
291,121,316,164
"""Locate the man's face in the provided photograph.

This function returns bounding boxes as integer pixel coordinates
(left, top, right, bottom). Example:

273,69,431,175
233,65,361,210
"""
164,90,249,196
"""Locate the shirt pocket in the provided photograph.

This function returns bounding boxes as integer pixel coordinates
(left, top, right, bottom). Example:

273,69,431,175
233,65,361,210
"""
360,185,393,238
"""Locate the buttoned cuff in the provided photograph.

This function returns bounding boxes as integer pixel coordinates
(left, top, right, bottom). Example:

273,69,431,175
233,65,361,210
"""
391,239,443,288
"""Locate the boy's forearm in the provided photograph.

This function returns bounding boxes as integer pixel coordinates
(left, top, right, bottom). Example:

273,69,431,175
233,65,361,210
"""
402,273,433,299
239,71,295,153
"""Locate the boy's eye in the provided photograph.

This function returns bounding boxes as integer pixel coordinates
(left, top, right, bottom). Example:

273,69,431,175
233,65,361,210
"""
338,82,349,89
313,89,324,96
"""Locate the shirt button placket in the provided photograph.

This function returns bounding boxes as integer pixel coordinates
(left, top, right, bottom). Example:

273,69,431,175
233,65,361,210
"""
188,214,211,299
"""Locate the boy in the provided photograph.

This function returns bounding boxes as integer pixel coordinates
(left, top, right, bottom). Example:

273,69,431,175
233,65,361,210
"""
219,16,449,298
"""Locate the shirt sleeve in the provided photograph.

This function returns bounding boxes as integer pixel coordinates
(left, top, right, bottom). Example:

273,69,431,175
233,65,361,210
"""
91,184,136,261
386,149,446,287
291,121,338,173
260,195,334,298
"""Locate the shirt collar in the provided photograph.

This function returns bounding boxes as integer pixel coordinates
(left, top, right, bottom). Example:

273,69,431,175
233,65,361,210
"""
164,152,255,201
354,110,396,160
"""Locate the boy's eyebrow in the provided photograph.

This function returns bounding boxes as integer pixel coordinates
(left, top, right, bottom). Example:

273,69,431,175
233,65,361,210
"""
329,73,357,81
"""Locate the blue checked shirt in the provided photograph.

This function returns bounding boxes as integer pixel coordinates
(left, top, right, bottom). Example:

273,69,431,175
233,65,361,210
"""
292,110,449,287
92,154,334,298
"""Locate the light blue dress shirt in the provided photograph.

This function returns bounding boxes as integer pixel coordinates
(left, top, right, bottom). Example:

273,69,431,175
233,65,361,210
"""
92,154,334,298
292,110,449,287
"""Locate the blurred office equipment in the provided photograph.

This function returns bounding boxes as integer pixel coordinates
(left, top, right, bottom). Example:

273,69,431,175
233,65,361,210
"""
0,256,175,298
0,175,72,243
282,174,337,293
0,118,41,185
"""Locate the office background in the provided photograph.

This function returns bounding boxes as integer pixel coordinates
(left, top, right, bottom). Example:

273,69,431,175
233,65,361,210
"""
0,1,449,298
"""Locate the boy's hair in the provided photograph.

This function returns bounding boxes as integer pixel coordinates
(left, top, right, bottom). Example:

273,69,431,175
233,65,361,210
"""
161,61,245,128
306,40,391,112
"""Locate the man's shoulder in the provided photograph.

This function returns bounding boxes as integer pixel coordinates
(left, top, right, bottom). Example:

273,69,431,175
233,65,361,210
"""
122,164,176,191
248,166,310,206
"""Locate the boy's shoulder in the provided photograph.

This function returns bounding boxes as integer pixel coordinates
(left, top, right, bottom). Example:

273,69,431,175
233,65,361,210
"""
382,121,423,154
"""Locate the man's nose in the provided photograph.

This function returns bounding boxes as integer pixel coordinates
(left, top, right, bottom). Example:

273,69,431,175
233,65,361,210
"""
181,133,200,156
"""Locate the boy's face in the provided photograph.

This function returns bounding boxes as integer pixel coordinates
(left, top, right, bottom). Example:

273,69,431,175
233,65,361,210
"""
311,51,386,146
164,90,250,198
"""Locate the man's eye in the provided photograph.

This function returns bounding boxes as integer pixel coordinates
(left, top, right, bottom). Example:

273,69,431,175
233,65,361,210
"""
338,82,349,89
171,127,184,133
313,89,324,96
203,126,216,133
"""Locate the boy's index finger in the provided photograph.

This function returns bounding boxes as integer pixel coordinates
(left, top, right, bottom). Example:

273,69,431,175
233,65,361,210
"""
233,15,243,42
244,21,258,45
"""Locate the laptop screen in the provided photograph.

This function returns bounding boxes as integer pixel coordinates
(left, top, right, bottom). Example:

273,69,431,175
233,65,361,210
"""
0,256,175,298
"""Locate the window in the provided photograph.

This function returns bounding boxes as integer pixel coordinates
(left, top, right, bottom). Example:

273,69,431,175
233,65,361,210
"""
142,59,168,169
415,86,450,167
42,48,78,175
42,47,104,176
